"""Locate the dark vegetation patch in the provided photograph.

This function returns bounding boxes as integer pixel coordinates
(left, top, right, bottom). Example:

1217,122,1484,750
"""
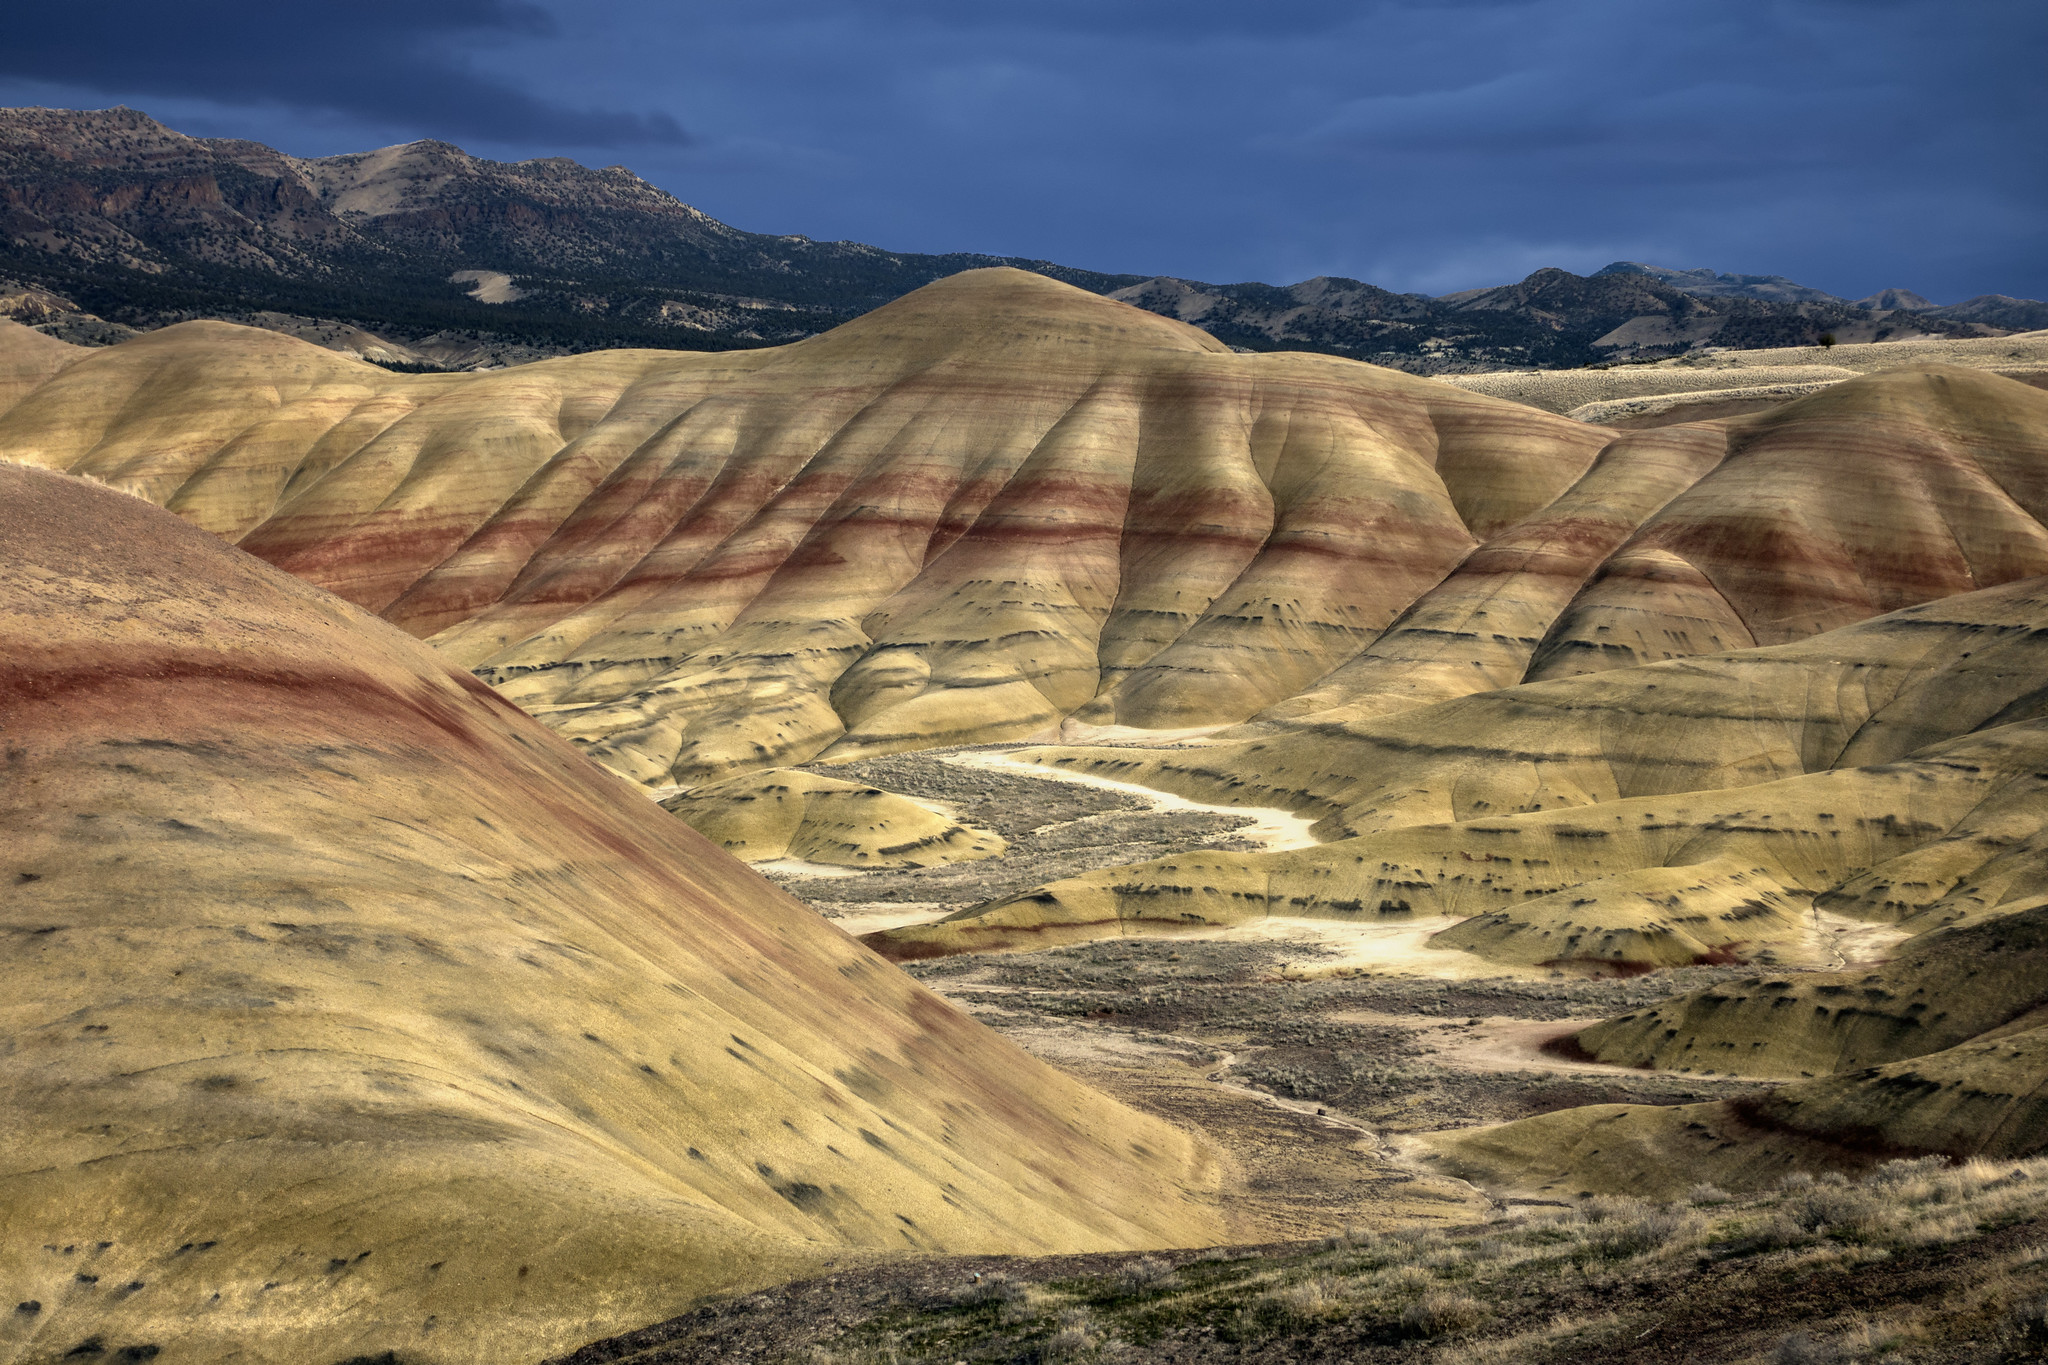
908,941,1767,1130
551,1158,2048,1364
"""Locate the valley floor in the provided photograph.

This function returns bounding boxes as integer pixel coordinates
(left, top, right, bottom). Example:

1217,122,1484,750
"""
554,1160,2048,1364
560,749,2048,1362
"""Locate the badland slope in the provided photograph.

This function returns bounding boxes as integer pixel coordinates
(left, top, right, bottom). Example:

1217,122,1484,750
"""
1419,909,2048,1198
1441,328,2048,427
0,461,1221,1364
876,573,2048,955
0,267,1624,785
5,273,2047,802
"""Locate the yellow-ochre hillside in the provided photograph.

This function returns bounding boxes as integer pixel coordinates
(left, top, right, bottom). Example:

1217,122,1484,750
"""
10,268,2048,1252
0,462,1221,1365
6,271,2044,794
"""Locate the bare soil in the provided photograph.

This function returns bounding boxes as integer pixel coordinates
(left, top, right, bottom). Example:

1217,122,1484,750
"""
569,753,2001,1365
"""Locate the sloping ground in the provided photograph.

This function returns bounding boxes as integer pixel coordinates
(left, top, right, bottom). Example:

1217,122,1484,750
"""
660,768,1004,868
0,317,81,413
1416,879,2048,1199
1574,904,2048,1078
1566,379,1844,428
1440,328,2048,414
1423,857,1822,971
1442,363,1863,415
0,463,1222,1364
870,579,2048,958
1002,571,2048,840
0,267,1631,786
4,277,2046,801
1249,421,1727,728
1417,1023,2048,1199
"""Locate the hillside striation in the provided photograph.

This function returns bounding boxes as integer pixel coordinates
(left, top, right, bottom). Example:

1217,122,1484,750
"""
0,462,1221,1364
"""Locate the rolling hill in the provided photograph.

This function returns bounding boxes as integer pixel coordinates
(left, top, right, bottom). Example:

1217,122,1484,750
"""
0,460,1221,1363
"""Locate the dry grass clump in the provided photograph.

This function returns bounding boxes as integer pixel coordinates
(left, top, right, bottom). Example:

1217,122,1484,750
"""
1402,1290,1487,1337
1270,1272,1348,1323
1039,1306,1102,1362
1379,1262,1438,1293
1579,1194,1704,1258
949,1271,1028,1307
1113,1255,1178,1293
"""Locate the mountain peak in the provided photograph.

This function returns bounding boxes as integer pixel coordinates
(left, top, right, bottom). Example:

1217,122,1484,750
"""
1592,260,1846,305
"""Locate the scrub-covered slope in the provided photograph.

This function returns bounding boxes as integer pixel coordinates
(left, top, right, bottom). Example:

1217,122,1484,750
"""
0,464,1221,1365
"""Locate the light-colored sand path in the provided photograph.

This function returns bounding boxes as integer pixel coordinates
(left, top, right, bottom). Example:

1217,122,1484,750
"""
823,903,962,936
941,748,1323,851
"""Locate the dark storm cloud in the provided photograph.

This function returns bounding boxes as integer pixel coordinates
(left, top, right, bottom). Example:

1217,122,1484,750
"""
1,0,687,147
3,0,2040,300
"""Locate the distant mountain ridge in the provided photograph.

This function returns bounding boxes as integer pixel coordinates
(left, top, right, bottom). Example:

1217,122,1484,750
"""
0,105,2037,371
1594,260,2048,331
0,105,1141,357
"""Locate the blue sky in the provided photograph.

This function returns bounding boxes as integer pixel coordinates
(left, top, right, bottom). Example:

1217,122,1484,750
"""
5,0,2043,301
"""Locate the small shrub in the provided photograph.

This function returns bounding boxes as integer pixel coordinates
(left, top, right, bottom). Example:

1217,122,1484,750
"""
1902,1208,1979,1245
1870,1156,1948,1187
1403,1290,1485,1338
951,1271,1027,1307
1582,1201,1702,1257
1040,1317,1098,1362
1730,1211,1814,1256
1381,1263,1435,1293
1581,1194,1649,1223
1112,1256,1176,1293
1320,1225,1378,1252
1423,1244,1475,1274
1790,1186,1879,1235
1272,1274,1346,1323
1687,1183,1734,1206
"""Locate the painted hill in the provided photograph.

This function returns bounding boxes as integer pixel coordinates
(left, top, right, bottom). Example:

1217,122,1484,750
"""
0,461,1220,1363
8,235,2048,1274
1414,906,2048,1199
0,267,1622,785
4,272,2046,805
872,572,2048,957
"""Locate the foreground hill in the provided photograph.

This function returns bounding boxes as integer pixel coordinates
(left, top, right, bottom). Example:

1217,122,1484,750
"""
0,462,1220,1363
